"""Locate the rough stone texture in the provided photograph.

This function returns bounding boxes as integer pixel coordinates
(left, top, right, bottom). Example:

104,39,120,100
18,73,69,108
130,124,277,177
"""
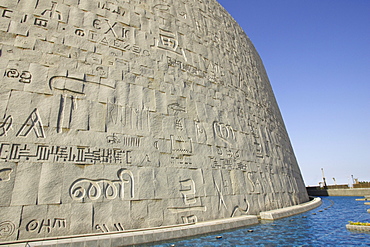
0,0,309,242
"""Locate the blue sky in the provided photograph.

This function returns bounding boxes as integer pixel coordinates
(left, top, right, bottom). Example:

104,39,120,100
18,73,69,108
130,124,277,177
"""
217,0,370,186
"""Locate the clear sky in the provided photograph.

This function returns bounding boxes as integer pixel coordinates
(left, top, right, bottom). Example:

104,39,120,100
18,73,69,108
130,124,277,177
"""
217,0,370,186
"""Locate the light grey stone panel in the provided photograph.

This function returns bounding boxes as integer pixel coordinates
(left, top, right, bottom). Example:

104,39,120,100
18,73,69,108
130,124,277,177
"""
18,204,48,240
111,200,132,230
11,163,42,206
153,168,170,199
130,200,149,229
92,202,113,233
136,167,155,200
0,206,22,242
38,163,63,205
70,203,93,235
0,162,16,207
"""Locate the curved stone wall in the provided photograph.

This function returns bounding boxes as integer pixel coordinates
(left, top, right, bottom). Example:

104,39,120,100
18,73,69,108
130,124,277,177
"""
0,0,309,242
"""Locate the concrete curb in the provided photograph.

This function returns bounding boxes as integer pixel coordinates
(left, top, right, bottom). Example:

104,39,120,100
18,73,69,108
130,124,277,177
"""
3,199,323,246
3,216,259,247
346,224,370,232
259,197,322,220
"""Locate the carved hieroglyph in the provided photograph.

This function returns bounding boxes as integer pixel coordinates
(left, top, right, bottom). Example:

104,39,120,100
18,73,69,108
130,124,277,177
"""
0,0,309,242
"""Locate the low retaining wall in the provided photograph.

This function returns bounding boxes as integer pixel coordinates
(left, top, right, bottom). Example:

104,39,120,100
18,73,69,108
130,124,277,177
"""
260,197,322,220
3,198,322,246
307,188,370,197
3,216,259,247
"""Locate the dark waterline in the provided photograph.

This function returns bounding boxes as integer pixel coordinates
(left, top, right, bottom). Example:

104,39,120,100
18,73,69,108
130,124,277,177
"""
152,196,370,246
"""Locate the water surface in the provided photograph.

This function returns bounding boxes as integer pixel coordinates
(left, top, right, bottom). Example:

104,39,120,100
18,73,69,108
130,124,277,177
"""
153,196,370,246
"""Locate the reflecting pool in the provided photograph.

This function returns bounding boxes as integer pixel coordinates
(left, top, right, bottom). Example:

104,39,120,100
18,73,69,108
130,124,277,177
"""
153,196,370,246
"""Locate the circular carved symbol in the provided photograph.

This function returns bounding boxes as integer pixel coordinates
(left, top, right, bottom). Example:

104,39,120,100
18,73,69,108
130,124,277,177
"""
75,29,85,36
0,221,16,238
25,220,39,232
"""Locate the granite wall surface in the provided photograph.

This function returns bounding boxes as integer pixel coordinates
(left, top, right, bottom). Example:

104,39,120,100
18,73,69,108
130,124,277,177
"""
0,0,309,242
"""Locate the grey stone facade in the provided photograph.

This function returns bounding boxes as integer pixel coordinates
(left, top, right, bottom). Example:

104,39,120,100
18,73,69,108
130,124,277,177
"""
0,0,309,242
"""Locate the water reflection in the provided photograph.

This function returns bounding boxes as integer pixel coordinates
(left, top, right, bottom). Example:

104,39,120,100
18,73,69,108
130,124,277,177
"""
153,197,370,246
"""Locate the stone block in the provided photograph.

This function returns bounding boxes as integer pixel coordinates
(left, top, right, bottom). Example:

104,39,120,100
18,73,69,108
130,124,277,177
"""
0,163,17,207
38,163,63,205
0,206,22,242
11,163,42,206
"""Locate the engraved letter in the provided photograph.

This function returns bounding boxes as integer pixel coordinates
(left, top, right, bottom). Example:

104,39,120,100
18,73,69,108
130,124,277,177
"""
16,108,46,138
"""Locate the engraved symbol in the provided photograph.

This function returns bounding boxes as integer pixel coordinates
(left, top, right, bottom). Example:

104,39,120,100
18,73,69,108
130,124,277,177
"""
194,119,205,134
0,221,16,239
167,103,186,115
180,179,197,205
5,69,19,78
156,30,187,60
181,215,197,223
168,179,206,213
114,223,124,231
49,76,85,94
106,133,121,144
170,135,193,154
1,9,13,19
0,168,13,182
0,115,13,136
154,141,159,150
179,12,187,19
95,223,124,233
139,154,151,166
16,108,46,138
70,169,134,201
217,147,223,155
95,224,109,233
20,14,28,23
213,121,235,145
98,2,125,16
153,4,170,11
26,218,66,234
26,220,39,232
247,171,262,194
160,33,178,51
19,71,32,83
5,69,32,83
93,19,101,29
194,118,207,143
230,200,250,217
104,20,129,39
104,20,119,38
214,179,227,210
49,76,86,133
41,1,62,20
34,18,48,27
75,29,85,36
95,66,107,77
175,119,184,131
131,45,140,54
